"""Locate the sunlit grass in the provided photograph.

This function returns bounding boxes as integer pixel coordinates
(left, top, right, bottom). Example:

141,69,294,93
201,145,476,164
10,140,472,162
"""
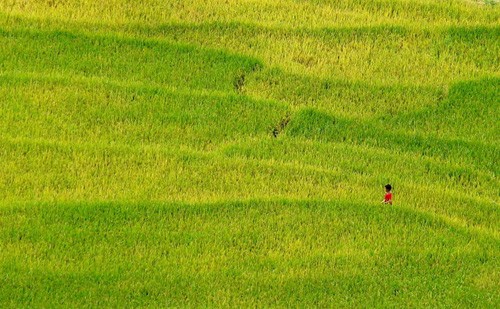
0,0,499,307
1,200,498,307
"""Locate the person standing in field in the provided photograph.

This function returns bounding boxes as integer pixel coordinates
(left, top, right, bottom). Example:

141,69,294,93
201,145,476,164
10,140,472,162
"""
382,184,393,205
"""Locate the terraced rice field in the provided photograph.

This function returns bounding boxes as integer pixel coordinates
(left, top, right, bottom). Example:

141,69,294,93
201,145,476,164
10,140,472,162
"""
0,0,499,307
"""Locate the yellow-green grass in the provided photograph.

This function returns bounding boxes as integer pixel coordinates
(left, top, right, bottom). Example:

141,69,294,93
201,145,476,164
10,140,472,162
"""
2,0,499,28
3,16,499,86
0,0,499,307
1,200,498,307
0,76,286,150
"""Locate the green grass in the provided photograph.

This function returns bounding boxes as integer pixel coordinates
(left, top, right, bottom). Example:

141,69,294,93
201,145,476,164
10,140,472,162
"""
1,200,498,307
0,0,499,307
0,75,286,149
0,28,262,92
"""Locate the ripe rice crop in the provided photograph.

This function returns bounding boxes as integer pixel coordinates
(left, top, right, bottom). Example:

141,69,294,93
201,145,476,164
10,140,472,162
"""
0,0,499,307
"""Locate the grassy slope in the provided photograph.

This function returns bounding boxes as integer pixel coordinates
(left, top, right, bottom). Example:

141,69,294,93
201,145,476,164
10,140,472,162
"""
0,0,499,307
1,200,498,307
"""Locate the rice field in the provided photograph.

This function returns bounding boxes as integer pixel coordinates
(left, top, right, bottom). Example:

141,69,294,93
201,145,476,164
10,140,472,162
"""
0,0,499,307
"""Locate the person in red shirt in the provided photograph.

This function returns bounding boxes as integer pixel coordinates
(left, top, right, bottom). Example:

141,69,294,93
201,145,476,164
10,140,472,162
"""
382,184,393,205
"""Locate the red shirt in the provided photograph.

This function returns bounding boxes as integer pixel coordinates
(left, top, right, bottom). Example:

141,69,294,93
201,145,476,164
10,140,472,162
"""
384,192,392,203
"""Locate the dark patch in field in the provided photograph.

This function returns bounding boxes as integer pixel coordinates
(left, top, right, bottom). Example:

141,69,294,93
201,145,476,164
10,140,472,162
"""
235,62,263,93
251,62,263,72
272,114,291,138
234,72,246,93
